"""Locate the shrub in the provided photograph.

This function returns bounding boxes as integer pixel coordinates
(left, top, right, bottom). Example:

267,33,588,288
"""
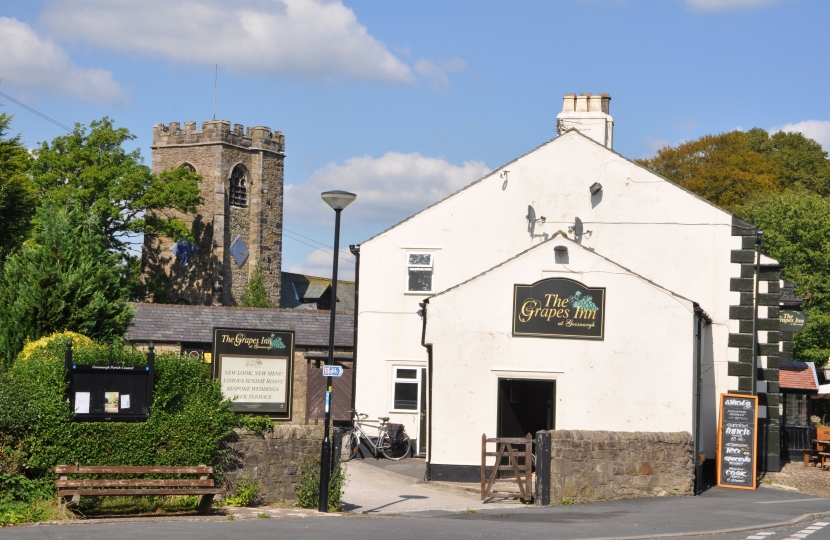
226,475,261,507
0,333,238,507
295,458,346,511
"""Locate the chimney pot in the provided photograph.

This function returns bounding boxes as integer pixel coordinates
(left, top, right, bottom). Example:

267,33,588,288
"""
575,94,589,112
562,94,576,113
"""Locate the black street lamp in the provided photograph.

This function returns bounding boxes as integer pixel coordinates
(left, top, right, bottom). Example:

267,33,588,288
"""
318,189,356,513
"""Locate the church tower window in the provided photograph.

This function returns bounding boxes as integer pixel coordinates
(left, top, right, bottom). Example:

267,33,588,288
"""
230,165,247,207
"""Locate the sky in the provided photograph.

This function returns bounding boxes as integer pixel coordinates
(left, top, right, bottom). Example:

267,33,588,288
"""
1,0,828,280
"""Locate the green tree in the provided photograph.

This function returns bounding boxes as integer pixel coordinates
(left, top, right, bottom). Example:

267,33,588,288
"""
0,204,133,367
637,128,830,212
737,190,830,365
29,117,203,255
240,261,273,308
636,131,782,212
0,112,35,260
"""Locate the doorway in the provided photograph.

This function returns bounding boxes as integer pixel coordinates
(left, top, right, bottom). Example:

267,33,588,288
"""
497,379,555,438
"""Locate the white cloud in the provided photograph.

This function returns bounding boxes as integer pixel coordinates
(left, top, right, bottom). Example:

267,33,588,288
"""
0,17,126,105
414,57,467,90
40,0,413,83
287,249,355,281
685,0,788,11
285,152,490,228
772,120,830,151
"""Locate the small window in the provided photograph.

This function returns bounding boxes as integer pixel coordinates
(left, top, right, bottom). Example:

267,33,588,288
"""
392,367,419,410
406,252,434,293
229,165,247,207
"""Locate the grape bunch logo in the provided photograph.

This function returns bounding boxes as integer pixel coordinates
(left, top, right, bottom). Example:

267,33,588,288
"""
270,334,286,349
568,291,599,313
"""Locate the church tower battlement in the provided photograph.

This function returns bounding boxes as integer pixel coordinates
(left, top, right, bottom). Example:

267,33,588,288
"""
142,119,284,307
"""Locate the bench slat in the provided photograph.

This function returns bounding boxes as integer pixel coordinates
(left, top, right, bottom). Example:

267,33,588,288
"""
57,479,214,488
58,488,225,497
55,466,213,474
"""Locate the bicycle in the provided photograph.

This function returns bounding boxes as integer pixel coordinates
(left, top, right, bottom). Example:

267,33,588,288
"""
340,409,411,461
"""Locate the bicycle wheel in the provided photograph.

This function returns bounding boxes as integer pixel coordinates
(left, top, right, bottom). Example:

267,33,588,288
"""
379,432,411,460
340,430,360,462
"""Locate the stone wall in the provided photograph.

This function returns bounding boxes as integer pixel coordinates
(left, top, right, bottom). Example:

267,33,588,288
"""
223,425,323,503
548,430,694,503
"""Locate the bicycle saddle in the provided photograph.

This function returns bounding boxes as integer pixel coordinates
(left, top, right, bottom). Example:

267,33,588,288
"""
378,416,390,421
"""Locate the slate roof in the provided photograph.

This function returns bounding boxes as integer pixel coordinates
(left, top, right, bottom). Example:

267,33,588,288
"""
779,361,819,392
279,272,355,312
126,303,354,348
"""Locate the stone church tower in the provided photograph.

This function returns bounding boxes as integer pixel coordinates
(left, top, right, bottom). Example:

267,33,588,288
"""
142,120,284,306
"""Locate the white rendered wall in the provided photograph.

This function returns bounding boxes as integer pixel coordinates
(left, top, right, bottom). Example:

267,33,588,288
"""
355,131,740,457
424,240,696,467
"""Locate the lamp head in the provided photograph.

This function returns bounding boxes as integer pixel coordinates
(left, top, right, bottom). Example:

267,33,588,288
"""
589,182,602,195
321,190,357,211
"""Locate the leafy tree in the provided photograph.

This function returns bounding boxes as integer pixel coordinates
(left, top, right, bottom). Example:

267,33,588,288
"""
737,190,830,365
240,261,273,308
0,111,35,260
745,128,830,196
637,128,830,212
0,204,133,367
29,117,203,255
636,131,781,212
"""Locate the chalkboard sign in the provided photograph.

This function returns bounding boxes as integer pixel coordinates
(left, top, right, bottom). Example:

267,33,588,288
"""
717,393,758,490
212,328,295,419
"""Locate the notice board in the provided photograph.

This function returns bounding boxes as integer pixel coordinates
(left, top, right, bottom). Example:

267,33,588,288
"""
717,393,758,489
68,365,153,422
212,328,295,419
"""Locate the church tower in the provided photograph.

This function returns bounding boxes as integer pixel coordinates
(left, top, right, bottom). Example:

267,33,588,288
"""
142,120,284,306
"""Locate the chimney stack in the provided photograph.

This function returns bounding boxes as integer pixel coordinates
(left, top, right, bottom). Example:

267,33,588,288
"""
556,92,614,149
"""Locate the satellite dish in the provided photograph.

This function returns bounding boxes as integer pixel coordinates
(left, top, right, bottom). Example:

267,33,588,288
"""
573,217,584,237
526,205,536,223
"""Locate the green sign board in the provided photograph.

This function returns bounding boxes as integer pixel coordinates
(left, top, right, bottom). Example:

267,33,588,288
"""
779,309,807,333
513,277,606,339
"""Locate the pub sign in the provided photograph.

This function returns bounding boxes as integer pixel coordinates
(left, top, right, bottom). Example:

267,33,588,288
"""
513,278,606,339
212,328,295,419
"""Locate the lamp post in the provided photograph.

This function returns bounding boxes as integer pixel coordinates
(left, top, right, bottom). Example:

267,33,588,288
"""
318,189,356,513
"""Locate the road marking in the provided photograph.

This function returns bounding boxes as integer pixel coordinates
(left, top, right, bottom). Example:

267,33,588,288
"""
780,520,829,540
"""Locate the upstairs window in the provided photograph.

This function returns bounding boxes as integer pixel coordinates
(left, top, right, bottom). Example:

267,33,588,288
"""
406,252,433,293
229,165,247,207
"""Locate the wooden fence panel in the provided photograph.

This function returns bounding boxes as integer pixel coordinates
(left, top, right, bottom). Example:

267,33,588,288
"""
306,367,353,423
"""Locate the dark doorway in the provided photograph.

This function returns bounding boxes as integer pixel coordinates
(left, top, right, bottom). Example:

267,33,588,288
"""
497,379,555,438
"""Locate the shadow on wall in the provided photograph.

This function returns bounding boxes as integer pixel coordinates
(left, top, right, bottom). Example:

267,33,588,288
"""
142,215,213,306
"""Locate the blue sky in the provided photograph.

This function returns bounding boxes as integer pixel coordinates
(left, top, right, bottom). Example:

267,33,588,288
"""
1,0,828,279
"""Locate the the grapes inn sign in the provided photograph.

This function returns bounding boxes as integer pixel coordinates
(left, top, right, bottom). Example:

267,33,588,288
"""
512,278,606,339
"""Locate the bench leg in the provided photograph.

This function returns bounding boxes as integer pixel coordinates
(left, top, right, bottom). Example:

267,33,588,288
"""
59,494,80,510
197,494,215,515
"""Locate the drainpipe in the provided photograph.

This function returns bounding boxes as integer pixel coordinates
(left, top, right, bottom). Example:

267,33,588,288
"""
419,299,433,481
349,244,360,409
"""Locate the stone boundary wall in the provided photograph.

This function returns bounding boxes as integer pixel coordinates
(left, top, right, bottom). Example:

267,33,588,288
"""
548,430,694,503
223,425,323,503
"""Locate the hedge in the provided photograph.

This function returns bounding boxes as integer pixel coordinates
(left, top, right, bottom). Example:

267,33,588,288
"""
0,333,238,503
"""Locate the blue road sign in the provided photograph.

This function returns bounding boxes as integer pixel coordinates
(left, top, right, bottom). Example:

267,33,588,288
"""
322,365,343,377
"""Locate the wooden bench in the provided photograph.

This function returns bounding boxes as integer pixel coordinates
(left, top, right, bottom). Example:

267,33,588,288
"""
819,453,830,471
803,449,821,467
55,465,225,514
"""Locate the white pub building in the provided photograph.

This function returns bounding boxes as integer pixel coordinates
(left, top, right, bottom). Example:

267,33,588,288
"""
353,93,786,483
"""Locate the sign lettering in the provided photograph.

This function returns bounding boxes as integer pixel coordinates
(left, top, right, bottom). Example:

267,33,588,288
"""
513,278,606,339
717,393,758,490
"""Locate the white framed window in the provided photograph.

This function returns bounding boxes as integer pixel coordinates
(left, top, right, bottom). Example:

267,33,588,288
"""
391,366,420,411
406,252,434,293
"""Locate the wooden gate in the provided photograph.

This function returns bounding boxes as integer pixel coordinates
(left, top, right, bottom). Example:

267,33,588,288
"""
306,367,353,423
481,433,533,501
